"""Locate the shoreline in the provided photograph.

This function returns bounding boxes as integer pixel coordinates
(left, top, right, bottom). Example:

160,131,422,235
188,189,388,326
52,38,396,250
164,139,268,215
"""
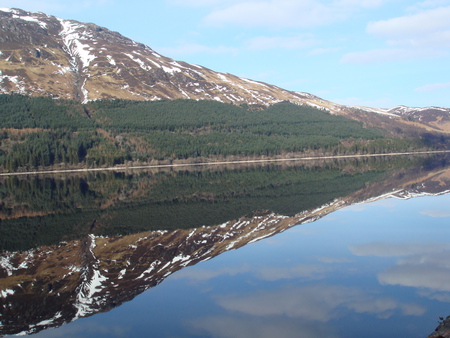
1,150,449,177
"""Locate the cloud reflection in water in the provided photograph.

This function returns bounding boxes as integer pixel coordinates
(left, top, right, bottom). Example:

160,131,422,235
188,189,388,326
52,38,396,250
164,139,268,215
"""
350,242,450,295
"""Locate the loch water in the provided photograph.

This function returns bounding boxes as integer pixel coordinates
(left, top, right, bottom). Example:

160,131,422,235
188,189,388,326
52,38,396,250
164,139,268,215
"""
1,154,450,338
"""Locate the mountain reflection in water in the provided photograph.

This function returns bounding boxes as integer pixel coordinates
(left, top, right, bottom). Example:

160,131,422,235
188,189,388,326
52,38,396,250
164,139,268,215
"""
0,154,450,337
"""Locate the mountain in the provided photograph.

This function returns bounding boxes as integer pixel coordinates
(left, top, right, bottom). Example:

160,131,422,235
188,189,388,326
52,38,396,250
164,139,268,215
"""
1,8,449,135
0,8,325,106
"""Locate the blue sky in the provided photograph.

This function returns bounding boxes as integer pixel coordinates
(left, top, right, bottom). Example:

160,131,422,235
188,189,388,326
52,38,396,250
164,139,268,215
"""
3,0,450,108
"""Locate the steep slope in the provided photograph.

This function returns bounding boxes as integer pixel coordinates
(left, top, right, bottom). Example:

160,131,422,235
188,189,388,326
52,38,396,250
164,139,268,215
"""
0,8,328,107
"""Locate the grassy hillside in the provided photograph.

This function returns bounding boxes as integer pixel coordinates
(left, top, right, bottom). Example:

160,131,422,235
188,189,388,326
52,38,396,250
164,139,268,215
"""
0,94,438,172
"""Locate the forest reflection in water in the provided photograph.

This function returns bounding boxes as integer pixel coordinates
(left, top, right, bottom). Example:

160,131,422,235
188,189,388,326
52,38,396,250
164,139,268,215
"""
0,154,450,337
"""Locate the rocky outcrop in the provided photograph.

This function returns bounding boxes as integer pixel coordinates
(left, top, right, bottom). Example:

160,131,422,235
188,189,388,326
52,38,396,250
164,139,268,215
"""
428,316,450,338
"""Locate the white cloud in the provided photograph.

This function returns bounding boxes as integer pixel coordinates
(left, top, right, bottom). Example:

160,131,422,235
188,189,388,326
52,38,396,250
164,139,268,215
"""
172,265,249,281
202,0,387,28
349,242,450,257
342,5,450,64
190,290,424,337
215,283,424,321
407,0,450,12
368,6,450,38
398,251,450,268
415,82,450,93
174,263,330,283
203,1,334,28
255,264,331,281
378,263,450,292
216,284,360,321
417,290,450,302
346,297,397,316
245,35,317,50
401,303,427,316
367,6,450,47
355,242,450,294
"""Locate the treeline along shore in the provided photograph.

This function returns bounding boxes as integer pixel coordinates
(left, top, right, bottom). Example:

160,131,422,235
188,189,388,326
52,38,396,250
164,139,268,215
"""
0,94,448,173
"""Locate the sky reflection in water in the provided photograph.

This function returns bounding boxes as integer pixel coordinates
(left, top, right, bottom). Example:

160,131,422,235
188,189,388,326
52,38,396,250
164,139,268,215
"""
35,193,450,338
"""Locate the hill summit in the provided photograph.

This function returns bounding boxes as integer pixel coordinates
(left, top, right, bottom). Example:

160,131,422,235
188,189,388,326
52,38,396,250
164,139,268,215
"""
0,8,327,106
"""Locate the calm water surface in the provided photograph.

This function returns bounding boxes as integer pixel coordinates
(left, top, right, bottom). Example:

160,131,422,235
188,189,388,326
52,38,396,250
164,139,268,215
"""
32,193,450,338
1,155,449,338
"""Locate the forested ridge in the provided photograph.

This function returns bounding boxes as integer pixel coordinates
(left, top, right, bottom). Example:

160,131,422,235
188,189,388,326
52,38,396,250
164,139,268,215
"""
0,94,441,172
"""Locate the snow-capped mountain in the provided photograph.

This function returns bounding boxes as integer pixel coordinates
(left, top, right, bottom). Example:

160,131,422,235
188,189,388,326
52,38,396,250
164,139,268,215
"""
0,8,332,108
1,8,449,135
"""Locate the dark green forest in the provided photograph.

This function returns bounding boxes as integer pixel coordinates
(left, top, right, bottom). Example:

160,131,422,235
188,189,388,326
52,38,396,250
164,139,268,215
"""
0,94,440,172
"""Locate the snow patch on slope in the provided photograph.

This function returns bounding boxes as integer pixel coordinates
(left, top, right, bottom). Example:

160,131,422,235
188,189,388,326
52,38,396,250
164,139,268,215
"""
74,235,108,318
124,53,152,71
58,19,96,70
7,10,48,29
